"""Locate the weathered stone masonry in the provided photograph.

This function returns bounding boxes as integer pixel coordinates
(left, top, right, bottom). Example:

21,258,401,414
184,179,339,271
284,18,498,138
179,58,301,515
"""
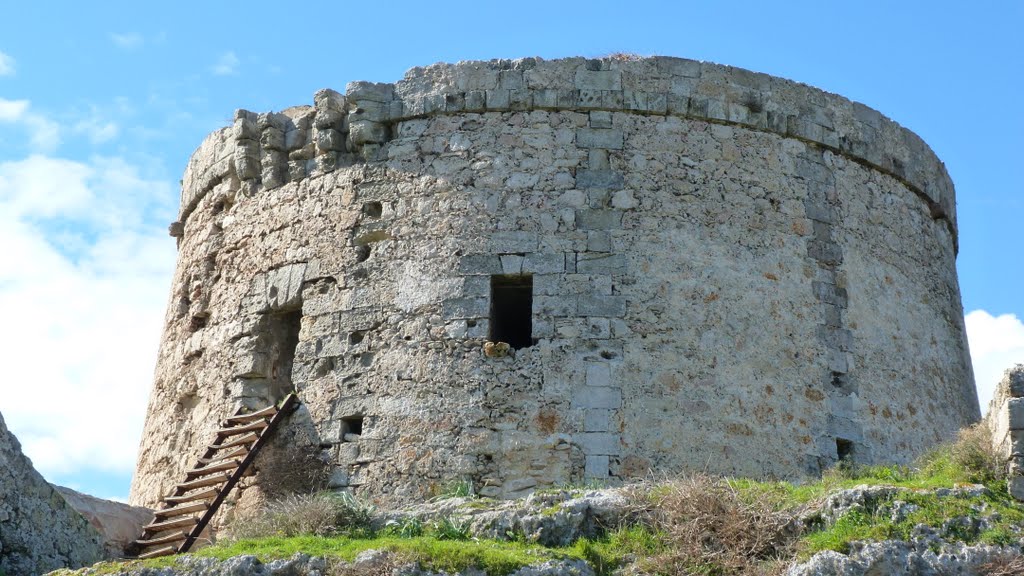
131,56,979,518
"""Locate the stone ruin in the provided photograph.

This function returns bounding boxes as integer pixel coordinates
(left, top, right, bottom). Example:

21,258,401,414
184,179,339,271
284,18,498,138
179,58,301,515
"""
129,56,980,521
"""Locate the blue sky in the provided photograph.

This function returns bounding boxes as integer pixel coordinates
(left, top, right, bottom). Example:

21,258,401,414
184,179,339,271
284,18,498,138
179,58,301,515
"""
0,1,1021,502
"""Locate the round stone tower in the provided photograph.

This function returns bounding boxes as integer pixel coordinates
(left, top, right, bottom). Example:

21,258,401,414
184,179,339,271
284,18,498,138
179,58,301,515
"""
130,56,979,511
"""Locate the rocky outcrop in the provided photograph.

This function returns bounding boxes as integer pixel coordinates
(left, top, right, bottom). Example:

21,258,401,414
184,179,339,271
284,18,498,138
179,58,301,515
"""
0,412,105,576
55,487,153,559
788,541,1018,575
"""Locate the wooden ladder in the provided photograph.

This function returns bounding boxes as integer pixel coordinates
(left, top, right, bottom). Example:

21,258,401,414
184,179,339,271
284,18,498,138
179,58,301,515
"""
131,393,299,559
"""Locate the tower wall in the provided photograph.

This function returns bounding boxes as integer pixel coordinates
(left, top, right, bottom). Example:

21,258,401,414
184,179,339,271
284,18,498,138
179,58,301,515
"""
130,56,978,511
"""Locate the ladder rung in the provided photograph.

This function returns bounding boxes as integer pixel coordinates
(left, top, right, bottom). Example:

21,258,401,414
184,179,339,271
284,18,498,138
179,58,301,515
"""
175,472,231,491
216,420,269,438
224,404,278,424
186,459,240,479
144,516,198,533
210,432,259,450
134,531,188,547
164,488,218,504
137,545,179,559
154,501,209,519
197,447,248,465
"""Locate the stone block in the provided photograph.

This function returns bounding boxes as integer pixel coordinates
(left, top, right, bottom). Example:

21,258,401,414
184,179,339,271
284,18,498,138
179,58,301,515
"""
346,81,394,103
442,298,488,320
574,386,622,410
465,90,486,111
1008,398,1024,429
576,210,624,231
486,89,510,110
327,467,349,488
500,254,524,274
1008,366,1024,398
577,128,624,150
462,275,491,298
576,252,626,274
349,120,388,145
812,281,848,308
1010,477,1024,501
534,294,577,317
585,454,610,478
316,128,345,151
509,89,532,110
233,117,258,141
265,263,307,311
533,89,557,108
459,254,501,275
576,169,624,190
577,432,620,455
584,409,612,432
578,294,626,317
817,325,853,351
585,363,611,387
575,68,621,91
523,253,565,274
490,231,538,253
589,111,613,129
260,127,284,150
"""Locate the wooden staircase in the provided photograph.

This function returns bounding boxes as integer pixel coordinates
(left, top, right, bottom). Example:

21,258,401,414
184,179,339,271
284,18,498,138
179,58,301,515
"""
131,393,299,559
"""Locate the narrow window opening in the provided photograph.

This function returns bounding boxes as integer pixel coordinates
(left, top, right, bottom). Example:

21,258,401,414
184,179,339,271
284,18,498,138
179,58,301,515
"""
342,416,364,437
266,309,302,401
836,438,854,462
490,274,533,350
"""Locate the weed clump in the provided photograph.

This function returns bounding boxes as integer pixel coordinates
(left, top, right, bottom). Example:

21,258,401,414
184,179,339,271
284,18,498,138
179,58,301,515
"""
633,474,798,575
231,492,376,539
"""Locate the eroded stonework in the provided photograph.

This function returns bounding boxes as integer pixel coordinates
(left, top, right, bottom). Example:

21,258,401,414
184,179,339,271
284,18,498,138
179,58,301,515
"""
130,56,979,517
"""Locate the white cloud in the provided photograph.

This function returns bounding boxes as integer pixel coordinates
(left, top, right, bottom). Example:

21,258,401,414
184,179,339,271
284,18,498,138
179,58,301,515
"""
0,50,14,76
0,98,60,152
211,51,239,76
110,33,144,49
0,153,176,487
73,108,119,144
965,309,1024,413
0,98,28,121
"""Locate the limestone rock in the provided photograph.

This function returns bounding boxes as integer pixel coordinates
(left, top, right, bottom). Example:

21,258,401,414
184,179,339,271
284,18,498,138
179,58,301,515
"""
0,412,104,576
54,486,153,559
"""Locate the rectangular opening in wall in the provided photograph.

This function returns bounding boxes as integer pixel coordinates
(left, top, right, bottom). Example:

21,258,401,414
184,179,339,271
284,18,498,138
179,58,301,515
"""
490,274,533,350
836,438,854,463
342,416,364,438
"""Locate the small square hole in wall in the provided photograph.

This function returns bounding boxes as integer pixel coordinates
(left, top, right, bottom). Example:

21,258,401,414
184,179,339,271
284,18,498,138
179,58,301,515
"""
342,416,364,437
836,438,854,462
490,274,533,350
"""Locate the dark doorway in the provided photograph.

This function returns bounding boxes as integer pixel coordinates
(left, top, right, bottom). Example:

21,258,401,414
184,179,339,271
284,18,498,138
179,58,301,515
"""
836,438,854,463
490,274,533,350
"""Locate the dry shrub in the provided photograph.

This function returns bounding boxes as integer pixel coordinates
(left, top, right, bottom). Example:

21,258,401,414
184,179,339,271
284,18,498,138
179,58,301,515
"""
980,554,1024,576
918,422,1005,485
230,491,376,539
255,447,331,497
635,475,798,575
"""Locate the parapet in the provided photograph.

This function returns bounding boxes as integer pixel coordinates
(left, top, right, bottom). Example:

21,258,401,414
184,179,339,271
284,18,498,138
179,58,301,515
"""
178,56,957,247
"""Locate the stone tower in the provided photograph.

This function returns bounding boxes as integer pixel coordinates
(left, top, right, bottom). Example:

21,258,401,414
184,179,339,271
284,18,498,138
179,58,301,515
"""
130,56,979,512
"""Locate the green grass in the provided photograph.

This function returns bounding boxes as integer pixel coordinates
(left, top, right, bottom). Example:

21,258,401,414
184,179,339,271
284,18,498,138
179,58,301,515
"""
59,528,660,576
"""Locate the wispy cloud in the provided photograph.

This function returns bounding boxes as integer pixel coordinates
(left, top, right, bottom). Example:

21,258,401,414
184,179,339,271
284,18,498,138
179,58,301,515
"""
110,32,144,49
211,51,239,76
0,50,14,76
0,153,176,493
72,106,120,144
966,309,1024,413
0,97,60,151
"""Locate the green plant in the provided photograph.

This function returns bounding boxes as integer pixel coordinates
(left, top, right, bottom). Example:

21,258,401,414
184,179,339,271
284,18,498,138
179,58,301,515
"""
385,516,424,538
432,515,472,540
434,479,475,500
